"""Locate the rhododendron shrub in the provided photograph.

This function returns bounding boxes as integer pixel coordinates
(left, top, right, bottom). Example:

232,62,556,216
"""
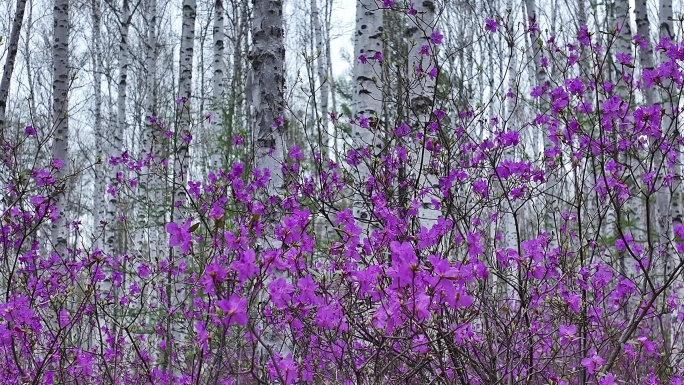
2,9,684,385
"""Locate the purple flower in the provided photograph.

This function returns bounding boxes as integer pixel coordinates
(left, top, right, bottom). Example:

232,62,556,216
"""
217,294,248,326
472,180,488,198
530,85,544,98
578,25,590,46
167,218,193,254
467,231,483,258
430,29,443,45
395,122,410,137
188,180,201,198
107,184,118,197
358,54,368,64
558,324,577,347
616,52,632,65
581,349,605,375
272,115,284,128
233,135,243,146
599,374,618,385
24,125,36,136
674,223,684,239
485,18,499,33
565,77,585,95
289,146,303,160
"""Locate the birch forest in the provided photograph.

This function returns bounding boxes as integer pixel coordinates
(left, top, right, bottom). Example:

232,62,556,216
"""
2,0,684,383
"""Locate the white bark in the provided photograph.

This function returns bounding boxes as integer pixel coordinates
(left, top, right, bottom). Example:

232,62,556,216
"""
252,0,286,198
0,0,28,127
90,0,105,249
174,0,195,223
351,0,383,234
311,0,329,154
502,0,518,251
165,0,196,375
106,0,132,256
143,0,159,262
602,0,631,241
614,0,632,65
659,0,673,42
211,0,225,169
634,0,667,247
525,0,556,242
51,0,69,253
635,0,654,105
660,0,680,231
139,0,162,367
406,0,439,229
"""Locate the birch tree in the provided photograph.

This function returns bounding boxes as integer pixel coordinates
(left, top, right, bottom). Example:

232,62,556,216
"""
175,0,196,221
351,0,382,234
142,0,159,260
660,0,680,232
90,0,106,249
211,0,225,169
0,0,28,127
311,0,329,154
252,0,286,197
51,0,70,252
105,0,133,256
406,0,438,229
160,0,196,375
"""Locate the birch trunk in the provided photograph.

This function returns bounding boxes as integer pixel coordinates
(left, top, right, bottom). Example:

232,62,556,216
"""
635,0,654,103
90,0,105,249
323,0,337,116
311,0,329,154
524,0,546,89
165,0,196,375
106,0,132,256
614,0,632,82
503,0,518,251
603,0,631,242
251,0,287,362
351,0,382,235
141,0,162,367
659,0,673,42
525,0,556,242
51,0,69,253
660,0,679,228
0,0,28,127
174,0,195,223
224,0,243,165
635,0,667,249
252,0,286,197
406,0,438,229
211,0,225,169
658,0,678,365
143,0,159,260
